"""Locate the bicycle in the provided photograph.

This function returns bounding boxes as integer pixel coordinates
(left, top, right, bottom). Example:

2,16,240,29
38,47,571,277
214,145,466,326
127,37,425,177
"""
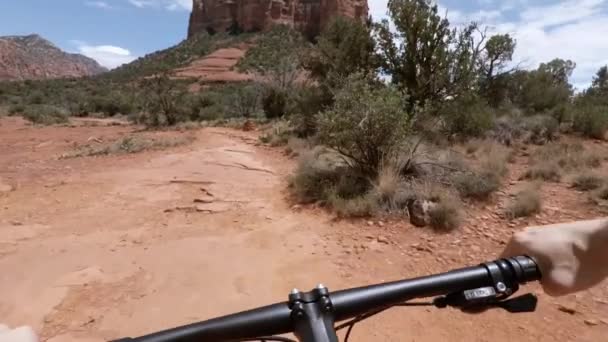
114,256,541,342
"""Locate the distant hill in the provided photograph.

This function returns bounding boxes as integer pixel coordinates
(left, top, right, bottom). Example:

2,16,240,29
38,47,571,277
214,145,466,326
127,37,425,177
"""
0,34,107,81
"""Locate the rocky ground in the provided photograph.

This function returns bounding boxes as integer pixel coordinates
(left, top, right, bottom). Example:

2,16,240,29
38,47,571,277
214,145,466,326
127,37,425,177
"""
1,116,607,341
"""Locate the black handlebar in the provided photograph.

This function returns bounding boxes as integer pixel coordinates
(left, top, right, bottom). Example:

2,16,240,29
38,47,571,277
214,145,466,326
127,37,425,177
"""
115,256,541,342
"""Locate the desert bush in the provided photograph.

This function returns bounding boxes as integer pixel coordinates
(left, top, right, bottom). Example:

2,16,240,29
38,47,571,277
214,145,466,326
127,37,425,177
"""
443,96,494,138
572,173,605,191
522,162,561,182
571,105,608,139
259,120,291,146
593,186,608,202
521,114,559,144
479,142,510,178
8,103,25,115
328,192,378,218
317,74,410,176
506,184,542,219
373,164,401,205
288,86,328,138
289,150,347,203
453,172,501,200
22,105,69,125
533,142,601,171
428,195,462,232
262,87,288,119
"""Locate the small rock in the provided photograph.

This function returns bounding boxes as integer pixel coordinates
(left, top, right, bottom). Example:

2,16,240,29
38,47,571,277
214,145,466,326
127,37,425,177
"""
450,240,461,245
367,221,374,227
584,319,599,326
377,236,390,244
365,234,375,240
508,222,517,228
193,196,215,204
9,220,23,226
600,319,608,325
593,298,608,305
407,199,438,227
291,204,302,211
378,221,385,227
557,304,578,315
0,182,13,193
483,232,494,239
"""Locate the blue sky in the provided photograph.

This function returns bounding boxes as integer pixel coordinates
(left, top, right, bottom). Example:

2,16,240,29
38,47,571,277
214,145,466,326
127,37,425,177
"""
1,0,607,88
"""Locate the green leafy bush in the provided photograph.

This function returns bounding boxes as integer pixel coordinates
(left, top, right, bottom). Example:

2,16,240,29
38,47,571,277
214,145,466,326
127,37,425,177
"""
22,105,69,125
317,74,410,176
571,105,608,139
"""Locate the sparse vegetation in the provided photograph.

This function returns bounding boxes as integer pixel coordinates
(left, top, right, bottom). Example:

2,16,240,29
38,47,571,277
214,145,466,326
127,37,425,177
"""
453,172,501,200
62,135,195,158
572,173,605,191
523,162,562,182
506,184,542,219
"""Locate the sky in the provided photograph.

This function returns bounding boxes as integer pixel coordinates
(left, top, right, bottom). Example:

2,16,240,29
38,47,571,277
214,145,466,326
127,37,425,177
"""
1,0,607,88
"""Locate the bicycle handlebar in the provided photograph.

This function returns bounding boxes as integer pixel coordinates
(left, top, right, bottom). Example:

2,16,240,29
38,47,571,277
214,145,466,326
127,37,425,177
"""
115,256,541,342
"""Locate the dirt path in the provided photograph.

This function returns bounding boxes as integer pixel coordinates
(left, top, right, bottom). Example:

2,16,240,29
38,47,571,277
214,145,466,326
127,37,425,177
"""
1,118,607,341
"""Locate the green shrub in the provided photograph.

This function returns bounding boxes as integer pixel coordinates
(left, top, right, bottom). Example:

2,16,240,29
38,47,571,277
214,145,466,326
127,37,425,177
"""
453,172,501,200
443,96,494,138
63,135,194,158
533,142,602,171
571,105,608,139
572,173,605,191
262,87,288,119
317,74,410,176
22,105,69,125
506,184,542,219
288,86,328,137
8,103,25,115
521,114,559,144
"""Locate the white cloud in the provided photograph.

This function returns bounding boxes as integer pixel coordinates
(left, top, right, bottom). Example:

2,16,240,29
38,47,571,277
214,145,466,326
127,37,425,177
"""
85,1,113,9
72,42,138,69
127,0,191,11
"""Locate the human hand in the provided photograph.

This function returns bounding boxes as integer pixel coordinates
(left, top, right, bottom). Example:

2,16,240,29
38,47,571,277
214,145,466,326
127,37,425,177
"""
0,325,38,342
501,219,608,296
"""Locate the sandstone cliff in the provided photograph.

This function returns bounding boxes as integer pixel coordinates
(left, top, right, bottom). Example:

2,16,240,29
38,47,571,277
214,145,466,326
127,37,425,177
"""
188,0,368,39
0,35,107,81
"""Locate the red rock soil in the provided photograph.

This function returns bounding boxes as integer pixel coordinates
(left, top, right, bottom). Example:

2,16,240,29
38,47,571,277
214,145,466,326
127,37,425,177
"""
172,45,252,84
1,116,607,342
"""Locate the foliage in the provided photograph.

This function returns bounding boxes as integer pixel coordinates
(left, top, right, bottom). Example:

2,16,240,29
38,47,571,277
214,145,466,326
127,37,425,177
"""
571,104,608,139
262,87,288,119
375,0,481,111
138,73,188,126
316,74,411,176
522,162,562,182
21,104,69,125
442,95,494,137
572,173,605,191
288,85,329,137
521,114,559,144
328,192,378,218
453,172,501,200
305,16,379,92
238,25,307,91
506,184,542,219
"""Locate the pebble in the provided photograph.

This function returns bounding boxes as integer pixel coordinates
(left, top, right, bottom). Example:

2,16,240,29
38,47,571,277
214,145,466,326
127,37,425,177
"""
378,221,385,227
584,319,599,326
9,220,23,226
291,204,302,211
377,236,390,244
367,221,374,227
557,303,578,315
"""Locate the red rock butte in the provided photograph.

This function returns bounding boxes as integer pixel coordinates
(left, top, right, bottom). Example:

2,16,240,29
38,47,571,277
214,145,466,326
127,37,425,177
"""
188,0,369,39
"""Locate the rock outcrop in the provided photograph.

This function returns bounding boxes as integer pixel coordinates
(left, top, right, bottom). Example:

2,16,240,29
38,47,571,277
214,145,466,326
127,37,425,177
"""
188,0,368,39
0,34,107,81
